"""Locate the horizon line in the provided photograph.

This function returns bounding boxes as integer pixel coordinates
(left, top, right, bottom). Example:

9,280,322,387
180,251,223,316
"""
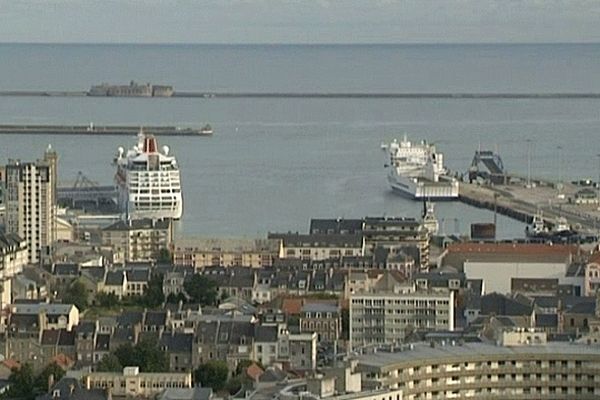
2,40,600,46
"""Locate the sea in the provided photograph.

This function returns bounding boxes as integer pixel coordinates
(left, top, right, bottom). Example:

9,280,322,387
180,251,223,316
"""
1,43,600,238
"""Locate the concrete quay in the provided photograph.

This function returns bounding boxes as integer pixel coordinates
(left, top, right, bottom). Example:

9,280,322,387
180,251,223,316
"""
459,181,600,235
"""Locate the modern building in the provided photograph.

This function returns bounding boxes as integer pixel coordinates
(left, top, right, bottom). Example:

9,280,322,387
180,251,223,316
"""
357,330,600,400
102,218,172,263
4,147,58,264
173,238,278,269
67,367,192,398
350,283,454,350
440,243,578,294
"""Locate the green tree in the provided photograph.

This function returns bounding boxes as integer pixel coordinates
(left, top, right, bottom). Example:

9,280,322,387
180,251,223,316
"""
341,308,349,340
96,353,123,372
158,248,172,263
114,338,169,372
35,363,65,393
166,292,187,304
95,292,120,308
3,363,35,400
62,280,89,311
194,360,229,392
184,274,218,306
142,273,164,308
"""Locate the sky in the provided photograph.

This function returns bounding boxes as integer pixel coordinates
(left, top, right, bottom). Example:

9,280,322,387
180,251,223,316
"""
1,0,600,44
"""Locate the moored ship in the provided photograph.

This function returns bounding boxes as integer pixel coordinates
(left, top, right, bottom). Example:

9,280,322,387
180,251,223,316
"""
382,135,458,200
114,129,183,220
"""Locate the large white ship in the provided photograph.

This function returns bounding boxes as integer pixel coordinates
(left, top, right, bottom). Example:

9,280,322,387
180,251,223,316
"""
114,129,183,220
382,135,458,200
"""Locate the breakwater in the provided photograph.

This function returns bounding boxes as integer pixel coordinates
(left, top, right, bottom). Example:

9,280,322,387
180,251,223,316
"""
3,90,600,99
0,124,211,136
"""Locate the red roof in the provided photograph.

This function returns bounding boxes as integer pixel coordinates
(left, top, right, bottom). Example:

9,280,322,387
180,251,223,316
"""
246,363,264,381
281,299,304,315
2,359,20,371
447,242,577,256
52,353,74,369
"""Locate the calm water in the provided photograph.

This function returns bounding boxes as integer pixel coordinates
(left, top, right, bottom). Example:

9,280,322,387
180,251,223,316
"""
1,43,600,237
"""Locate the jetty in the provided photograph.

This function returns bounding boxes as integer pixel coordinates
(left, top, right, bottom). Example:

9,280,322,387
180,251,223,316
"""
0,124,212,136
458,178,600,237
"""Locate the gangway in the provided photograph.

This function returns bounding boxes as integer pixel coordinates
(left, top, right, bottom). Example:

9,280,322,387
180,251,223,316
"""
468,150,507,184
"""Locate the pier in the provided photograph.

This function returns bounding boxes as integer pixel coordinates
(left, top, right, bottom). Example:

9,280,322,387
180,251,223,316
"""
458,180,600,236
0,124,212,136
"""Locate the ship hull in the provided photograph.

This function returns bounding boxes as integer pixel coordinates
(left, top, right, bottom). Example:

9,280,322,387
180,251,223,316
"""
388,173,459,201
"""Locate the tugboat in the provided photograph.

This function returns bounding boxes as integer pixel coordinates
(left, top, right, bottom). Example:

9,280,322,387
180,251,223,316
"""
525,211,548,237
201,124,213,135
525,211,577,241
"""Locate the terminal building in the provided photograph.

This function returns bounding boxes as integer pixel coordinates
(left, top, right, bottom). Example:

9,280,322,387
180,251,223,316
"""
356,330,600,400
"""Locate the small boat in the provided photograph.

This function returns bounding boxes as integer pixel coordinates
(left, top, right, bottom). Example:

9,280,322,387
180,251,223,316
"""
201,124,213,135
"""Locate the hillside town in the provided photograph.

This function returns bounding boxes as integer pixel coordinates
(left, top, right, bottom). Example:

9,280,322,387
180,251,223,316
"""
1,149,600,400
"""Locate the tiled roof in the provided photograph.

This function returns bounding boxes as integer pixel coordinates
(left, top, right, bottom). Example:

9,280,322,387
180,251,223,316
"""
447,242,576,256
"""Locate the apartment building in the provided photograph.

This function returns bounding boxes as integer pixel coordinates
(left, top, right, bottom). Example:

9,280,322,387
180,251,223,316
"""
173,238,278,269
358,330,600,400
4,147,57,264
101,218,172,263
310,217,430,269
270,233,365,261
350,284,454,350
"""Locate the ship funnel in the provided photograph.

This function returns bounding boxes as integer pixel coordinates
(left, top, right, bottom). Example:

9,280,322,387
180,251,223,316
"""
117,146,124,158
143,135,158,153
162,145,170,156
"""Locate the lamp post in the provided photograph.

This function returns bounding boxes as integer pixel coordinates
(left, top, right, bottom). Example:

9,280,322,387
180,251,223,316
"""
526,139,532,188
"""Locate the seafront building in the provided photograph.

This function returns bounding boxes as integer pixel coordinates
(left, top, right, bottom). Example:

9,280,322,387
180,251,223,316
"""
101,218,173,263
4,147,57,264
173,237,278,269
349,279,454,350
357,330,600,400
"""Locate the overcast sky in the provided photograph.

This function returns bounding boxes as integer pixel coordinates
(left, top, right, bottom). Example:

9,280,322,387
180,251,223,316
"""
1,0,599,44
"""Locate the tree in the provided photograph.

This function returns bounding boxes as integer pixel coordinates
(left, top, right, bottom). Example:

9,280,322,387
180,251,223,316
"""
166,292,187,304
114,343,136,368
114,338,169,373
194,360,229,392
184,274,218,306
35,363,65,393
3,363,35,400
62,280,89,311
158,248,172,263
95,292,120,308
96,354,122,372
341,308,349,340
142,273,164,308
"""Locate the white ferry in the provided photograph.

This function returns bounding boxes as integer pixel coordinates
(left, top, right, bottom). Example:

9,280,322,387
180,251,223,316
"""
114,129,183,220
381,135,458,200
